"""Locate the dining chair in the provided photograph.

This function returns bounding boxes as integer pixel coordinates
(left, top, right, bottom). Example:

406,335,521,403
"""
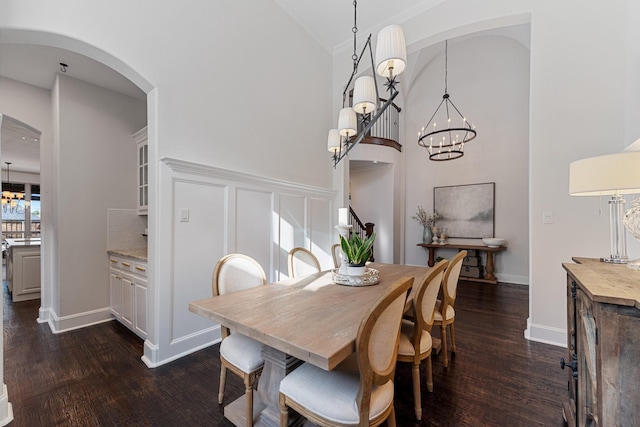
434,250,467,367
396,259,448,421
287,247,321,278
212,253,267,427
331,243,341,268
278,275,413,427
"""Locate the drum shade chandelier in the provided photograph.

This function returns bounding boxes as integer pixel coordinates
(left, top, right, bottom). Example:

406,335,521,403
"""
328,1,407,167
417,40,477,161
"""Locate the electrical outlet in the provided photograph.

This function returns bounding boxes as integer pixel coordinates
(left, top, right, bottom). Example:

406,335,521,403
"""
542,211,554,224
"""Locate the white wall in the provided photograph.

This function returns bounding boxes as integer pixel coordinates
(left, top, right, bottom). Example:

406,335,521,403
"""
0,77,53,324
0,0,336,367
148,158,335,367
332,0,640,347
404,35,530,285
350,163,395,264
2,0,639,368
50,74,146,326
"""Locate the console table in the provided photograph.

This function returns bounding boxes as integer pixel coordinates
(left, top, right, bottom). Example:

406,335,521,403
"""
417,243,506,284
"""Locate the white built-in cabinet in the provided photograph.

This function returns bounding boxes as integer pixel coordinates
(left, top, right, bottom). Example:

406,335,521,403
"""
133,127,148,215
109,255,148,339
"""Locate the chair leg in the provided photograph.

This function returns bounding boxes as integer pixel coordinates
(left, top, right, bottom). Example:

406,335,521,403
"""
450,322,456,353
426,355,433,393
218,365,226,404
387,406,396,427
279,393,289,427
441,323,449,367
412,362,422,420
244,376,254,427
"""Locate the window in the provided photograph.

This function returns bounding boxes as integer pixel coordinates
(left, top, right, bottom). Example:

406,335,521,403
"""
1,183,40,239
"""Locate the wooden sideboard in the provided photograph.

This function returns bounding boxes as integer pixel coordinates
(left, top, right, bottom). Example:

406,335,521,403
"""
562,258,640,427
417,243,506,284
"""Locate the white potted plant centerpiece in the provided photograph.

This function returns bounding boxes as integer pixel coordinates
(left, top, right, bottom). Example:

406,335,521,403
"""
339,232,376,276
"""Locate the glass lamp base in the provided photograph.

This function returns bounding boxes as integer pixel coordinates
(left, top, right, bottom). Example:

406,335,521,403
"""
627,259,640,270
600,256,629,264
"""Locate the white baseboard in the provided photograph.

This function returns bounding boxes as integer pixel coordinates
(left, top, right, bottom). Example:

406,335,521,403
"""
44,307,114,334
524,317,566,347
142,326,221,368
496,273,529,285
0,384,13,427
37,306,50,324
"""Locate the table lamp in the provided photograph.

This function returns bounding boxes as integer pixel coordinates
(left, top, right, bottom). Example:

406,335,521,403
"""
569,151,640,264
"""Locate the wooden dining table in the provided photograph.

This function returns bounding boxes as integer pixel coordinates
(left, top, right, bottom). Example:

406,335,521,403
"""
189,262,430,427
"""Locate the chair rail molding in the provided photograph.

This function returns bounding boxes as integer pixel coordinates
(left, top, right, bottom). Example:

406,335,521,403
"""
160,157,336,198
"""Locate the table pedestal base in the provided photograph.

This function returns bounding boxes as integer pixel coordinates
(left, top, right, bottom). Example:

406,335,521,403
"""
225,346,303,427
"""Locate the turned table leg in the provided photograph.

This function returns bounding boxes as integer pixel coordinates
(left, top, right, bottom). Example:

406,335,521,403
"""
484,252,497,281
427,247,435,267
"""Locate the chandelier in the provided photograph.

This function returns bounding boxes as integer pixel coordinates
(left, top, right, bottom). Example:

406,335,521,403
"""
417,40,477,161
2,162,29,214
328,0,407,167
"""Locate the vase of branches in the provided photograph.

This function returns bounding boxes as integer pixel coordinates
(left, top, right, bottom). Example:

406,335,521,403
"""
412,205,440,244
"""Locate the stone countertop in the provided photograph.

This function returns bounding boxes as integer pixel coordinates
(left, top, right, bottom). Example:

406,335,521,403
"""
6,238,42,247
107,248,148,262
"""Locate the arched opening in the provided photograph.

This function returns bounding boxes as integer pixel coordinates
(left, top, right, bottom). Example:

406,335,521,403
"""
0,29,156,424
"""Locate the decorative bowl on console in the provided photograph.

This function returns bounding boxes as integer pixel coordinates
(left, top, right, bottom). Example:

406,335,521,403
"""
482,238,506,248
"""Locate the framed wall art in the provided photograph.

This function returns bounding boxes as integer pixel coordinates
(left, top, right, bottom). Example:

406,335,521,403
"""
433,182,495,239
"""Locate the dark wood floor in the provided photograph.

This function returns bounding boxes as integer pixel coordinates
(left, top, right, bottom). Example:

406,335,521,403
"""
3,279,568,426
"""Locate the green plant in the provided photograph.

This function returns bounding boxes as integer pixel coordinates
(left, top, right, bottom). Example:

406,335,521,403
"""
339,232,376,266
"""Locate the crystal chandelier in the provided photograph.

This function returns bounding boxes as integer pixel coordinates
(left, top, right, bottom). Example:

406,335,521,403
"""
417,40,477,161
328,1,407,167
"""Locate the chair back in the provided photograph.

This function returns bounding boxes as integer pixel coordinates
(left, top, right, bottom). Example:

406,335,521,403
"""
355,276,413,423
442,250,466,308
412,259,448,340
287,247,321,278
331,243,341,268
212,253,267,297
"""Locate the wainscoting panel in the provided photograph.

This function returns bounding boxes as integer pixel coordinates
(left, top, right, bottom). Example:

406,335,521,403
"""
278,194,307,280
309,197,333,270
236,187,275,282
171,178,228,341
154,158,337,367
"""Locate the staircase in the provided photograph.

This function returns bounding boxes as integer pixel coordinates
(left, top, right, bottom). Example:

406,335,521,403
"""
348,206,375,262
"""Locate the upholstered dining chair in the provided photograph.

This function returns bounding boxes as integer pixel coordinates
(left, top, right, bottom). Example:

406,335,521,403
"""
434,250,467,367
278,276,413,427
212,253,267,427
287,247,321,278
331,243,341,268
396,259,449,421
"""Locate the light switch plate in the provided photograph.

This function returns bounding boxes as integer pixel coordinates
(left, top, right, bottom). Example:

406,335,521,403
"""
542,211,554,224
180,209,189,222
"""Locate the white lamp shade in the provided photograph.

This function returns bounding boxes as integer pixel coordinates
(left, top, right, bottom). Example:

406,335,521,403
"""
338,107,357,137
375,24,407,78
352,76,377,114
569,151,640,196
327,129,341,153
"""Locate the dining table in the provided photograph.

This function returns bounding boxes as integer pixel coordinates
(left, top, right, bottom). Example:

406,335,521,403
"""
189,262,430,427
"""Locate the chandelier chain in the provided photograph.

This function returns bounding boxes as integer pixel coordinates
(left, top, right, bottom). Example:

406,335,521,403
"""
444,40,448,94
352,0,358,67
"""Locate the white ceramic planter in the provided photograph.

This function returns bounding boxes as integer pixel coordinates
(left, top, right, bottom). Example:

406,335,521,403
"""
346,265,366,276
